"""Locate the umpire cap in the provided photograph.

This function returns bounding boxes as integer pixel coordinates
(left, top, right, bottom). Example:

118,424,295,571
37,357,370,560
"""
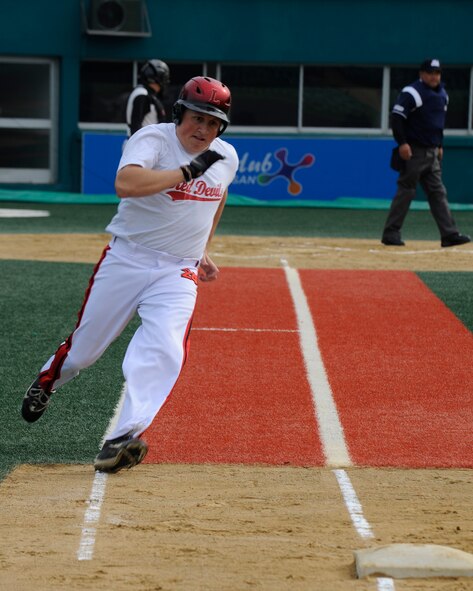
420,59,442,73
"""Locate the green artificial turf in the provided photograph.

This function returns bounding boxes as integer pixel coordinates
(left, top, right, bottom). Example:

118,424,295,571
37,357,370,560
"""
0,202,117,233
218,206,473,241
417,272,473,332
0,260,139,480
1,201,472,241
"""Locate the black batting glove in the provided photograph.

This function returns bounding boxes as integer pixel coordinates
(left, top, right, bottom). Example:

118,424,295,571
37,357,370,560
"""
181,150,225,182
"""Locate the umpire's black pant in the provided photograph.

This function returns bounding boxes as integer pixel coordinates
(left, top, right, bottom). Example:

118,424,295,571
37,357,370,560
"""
382,145,458,241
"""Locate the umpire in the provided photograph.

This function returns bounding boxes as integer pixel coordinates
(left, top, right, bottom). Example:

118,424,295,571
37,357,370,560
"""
382,59,471,247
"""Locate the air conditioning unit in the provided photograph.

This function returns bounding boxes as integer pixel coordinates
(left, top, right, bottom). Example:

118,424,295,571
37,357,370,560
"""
86,0,151,36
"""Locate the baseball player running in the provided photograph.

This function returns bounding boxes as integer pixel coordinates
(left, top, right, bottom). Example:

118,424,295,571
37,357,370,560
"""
21,77,239,474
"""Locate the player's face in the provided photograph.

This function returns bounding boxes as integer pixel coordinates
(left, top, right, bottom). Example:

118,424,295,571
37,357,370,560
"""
176,109,221,154
420,70,441,88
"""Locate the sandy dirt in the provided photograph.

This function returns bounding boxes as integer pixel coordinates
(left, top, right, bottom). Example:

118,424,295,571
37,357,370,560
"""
1,233,473,590
1,465,473,591
0,233,472,270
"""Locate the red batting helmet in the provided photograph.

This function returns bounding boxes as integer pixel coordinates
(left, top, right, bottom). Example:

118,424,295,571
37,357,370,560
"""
172,76,231,135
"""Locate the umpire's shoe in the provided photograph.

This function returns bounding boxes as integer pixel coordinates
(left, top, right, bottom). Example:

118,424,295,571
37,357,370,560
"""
22,377,53,423
441,233,471,247
94,433,148,474
381,236,405,246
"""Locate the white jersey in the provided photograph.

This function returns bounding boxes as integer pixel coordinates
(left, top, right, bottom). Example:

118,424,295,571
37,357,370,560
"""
106,123,239,259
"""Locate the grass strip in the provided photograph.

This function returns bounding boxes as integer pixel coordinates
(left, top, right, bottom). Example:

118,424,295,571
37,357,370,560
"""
1,201,472,241
417,272,473,332
0,260,138,480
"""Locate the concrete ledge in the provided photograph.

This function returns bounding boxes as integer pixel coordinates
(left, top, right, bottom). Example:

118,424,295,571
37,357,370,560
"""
355,544,473,579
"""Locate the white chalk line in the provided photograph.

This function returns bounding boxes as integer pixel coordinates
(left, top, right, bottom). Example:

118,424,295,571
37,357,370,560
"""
333,470,396,590
377,578,396,591
369,247,473,255
332,469,374,539
76,472,107,561
193,327,297,333
213,246,473,258
0,208,50,218
213,252,282,259
77,384,127,561
76,325,294,560
282,259,351,467
282,259,394,589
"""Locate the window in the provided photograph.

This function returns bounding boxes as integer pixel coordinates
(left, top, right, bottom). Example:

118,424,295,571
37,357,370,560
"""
303,66,383,128
78,61,473,133
442,67,470,129
80,61,133,123
79,61,205,125
220,65,299,127
0,58,58,183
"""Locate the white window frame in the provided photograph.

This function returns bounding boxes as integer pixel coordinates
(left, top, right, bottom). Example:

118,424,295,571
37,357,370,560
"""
0,56,58,183
76,62,473,137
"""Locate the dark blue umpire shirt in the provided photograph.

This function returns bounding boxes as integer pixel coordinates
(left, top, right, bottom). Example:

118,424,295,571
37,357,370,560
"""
391,79,448,148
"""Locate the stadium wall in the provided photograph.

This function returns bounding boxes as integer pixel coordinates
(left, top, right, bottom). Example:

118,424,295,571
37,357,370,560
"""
0,0,472,201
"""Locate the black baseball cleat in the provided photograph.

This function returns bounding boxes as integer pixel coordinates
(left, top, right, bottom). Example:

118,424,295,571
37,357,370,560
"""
94,433,148,474
381,236,405,246
21,377,54,423
441,233,472,248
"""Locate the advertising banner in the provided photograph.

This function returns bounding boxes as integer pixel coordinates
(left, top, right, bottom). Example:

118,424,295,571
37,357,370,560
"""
82,133,126,195
82,132,398,205
226,137,397,205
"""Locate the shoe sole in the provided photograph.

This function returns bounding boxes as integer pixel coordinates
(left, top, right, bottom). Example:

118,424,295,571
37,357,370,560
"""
94,440,148,474
21,383,51,423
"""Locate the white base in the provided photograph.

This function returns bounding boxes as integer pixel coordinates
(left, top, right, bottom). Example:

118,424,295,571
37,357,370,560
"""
355,543,473,579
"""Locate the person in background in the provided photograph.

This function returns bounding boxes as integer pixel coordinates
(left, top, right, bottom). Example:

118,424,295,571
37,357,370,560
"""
21,77,239,474
126,59,170,137
382,58,471,247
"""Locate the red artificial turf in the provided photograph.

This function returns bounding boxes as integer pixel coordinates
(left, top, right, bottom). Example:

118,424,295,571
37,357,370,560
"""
144,268,324,466
300,270,473,468
143,268,473,468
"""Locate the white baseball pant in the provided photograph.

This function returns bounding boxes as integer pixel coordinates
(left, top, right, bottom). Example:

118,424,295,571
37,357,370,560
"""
39,236,199,440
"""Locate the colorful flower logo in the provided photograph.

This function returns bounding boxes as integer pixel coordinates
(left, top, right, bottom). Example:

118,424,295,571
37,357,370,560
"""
257,148,315,195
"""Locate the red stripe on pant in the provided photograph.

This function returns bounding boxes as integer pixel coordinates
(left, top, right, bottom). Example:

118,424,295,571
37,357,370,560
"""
38,245,111,393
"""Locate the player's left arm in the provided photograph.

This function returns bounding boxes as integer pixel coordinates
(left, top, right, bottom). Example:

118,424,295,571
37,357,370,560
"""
199,190,228,282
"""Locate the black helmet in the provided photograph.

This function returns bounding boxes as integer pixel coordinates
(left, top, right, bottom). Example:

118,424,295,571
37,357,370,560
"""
139,59,170,90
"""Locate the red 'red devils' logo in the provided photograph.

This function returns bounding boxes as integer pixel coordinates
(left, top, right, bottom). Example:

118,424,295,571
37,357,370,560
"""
181,268,198,285
167,180,224,202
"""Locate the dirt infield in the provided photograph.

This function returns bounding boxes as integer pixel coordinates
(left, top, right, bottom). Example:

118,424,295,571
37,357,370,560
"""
1,232,472,270
1,464,473,591
2,233,473,590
